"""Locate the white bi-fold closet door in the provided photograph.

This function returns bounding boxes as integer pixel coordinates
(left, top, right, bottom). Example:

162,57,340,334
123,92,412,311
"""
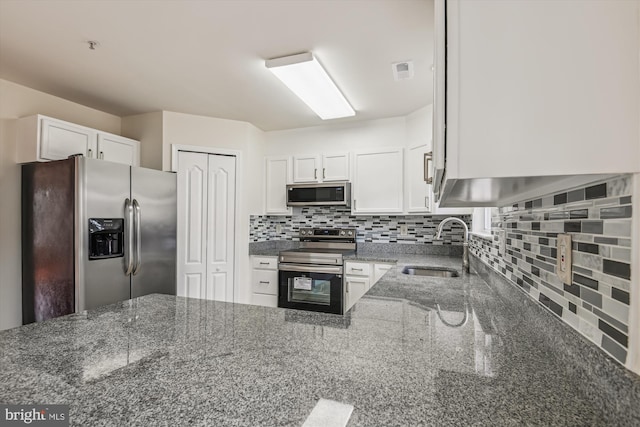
176,151,236,302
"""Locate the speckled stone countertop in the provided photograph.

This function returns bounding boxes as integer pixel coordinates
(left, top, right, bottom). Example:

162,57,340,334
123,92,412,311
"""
248,241,462,259
1,254,639,426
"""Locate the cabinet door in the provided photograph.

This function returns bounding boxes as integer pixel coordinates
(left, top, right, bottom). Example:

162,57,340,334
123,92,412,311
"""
40,118,97,160
97,133,139,166
345,276,369,311
352,148,403,214
252,269,278,295
406,143,432,213
265,156,292,214
345,261,370,277
432,0,446,200
373,263,393,284
251,256,278,270
293,155,319,183
321,152,350,181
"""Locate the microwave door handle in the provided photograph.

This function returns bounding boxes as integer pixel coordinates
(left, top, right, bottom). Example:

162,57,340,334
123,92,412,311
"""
124,198,134,276
132,199,142,275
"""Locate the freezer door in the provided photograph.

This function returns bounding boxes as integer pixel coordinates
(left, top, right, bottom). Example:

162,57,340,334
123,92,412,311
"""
130,166,177,298
80,158,132,310
21,158,76,323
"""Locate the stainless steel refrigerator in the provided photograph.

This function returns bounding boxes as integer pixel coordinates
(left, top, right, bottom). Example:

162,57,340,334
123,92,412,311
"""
22,156,177,324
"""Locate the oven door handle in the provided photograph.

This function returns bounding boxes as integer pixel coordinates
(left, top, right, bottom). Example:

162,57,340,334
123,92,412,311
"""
280,255,341,265
279,264,343,275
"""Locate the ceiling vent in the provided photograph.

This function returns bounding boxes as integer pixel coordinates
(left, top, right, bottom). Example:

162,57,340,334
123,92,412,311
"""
392,61,414,81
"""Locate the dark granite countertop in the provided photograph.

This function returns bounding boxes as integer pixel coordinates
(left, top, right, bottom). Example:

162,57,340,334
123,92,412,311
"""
1,254,639,426
249,241,463,260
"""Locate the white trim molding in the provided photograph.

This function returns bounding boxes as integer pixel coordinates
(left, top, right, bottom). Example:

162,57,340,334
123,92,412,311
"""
628,173,640,375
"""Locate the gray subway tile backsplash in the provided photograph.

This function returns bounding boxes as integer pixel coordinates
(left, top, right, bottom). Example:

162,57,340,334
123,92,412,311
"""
602,259,631,280
250,206,470,245
470,174,633,366
585,183,607,200
601,335,627,365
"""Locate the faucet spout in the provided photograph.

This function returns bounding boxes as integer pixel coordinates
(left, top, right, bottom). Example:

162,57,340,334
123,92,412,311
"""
435,217,470,273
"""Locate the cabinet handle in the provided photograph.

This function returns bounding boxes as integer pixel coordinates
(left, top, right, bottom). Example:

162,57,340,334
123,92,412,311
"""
88,148,93,158
424,151,433,184
323,168,326,179
425,196,430,207
259,281,270,284
353,199,356,210
314,168,317,179
352,268,363,271
346,282,349,293
259,262,270,265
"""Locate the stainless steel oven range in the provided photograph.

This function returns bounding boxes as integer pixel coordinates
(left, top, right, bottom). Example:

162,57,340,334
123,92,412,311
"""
277,228,356,315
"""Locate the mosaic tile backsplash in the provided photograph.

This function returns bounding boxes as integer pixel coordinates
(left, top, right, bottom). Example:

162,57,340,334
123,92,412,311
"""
250,207,471,245
470,175,633,366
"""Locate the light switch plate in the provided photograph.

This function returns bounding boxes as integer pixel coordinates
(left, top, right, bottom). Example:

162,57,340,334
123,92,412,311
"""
400,224,408,235
556,234,572,284
499,230,506,256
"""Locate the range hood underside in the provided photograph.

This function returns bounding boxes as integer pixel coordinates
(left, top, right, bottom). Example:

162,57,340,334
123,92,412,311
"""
438,174,615,208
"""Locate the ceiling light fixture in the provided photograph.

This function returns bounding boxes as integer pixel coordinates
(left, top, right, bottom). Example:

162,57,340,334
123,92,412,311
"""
265,52,355,120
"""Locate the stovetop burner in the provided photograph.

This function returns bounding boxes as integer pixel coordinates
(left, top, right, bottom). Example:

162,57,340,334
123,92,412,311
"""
279,227,356,266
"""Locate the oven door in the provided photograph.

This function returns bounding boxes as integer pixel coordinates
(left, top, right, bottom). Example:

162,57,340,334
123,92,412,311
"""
278,264,343,315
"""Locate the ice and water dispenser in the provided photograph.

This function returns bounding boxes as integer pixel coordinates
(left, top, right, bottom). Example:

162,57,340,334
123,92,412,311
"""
88,218,124,259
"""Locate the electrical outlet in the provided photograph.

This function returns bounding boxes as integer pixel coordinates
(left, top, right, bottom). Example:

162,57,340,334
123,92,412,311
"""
400,224,408,235
275,224,282,234
557,234,572,284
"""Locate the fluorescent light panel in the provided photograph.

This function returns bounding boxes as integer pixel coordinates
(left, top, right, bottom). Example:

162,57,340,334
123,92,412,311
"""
266,52,355,120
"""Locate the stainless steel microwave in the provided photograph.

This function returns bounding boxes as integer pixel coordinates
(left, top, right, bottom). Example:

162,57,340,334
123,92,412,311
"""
286,182,351,207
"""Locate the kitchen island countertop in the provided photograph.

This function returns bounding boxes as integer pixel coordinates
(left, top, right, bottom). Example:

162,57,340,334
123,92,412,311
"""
1,254,639,426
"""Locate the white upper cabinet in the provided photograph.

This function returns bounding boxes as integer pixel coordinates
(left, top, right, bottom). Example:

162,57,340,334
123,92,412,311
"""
434,0,640,207
352,147,403,214
96,134,139,166
265,156,292,215
39,117,97,160
405,143,432,213
292,155,319,182
404,104,472,215
17,115,140,166
321,152,350,182
292,152,349,183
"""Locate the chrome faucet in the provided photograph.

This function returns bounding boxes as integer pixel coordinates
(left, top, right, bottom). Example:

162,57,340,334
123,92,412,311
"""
435,217,470,273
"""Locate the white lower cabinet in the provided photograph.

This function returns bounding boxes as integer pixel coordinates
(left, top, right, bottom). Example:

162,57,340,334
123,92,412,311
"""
373,263,393,283
344,261,394,311
251,256,278,307
345,276,370,311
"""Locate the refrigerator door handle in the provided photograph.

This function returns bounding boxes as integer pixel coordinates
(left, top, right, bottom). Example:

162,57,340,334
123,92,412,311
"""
132,199,142,275
124,198,135,276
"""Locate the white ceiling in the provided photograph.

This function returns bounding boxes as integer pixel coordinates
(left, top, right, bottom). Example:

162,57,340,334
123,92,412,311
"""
0,0,433,131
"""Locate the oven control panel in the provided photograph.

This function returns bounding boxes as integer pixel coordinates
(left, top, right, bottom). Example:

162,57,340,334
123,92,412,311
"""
299,228,356,239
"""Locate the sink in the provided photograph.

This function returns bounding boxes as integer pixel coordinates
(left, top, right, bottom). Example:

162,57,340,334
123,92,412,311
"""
401,266,459,278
